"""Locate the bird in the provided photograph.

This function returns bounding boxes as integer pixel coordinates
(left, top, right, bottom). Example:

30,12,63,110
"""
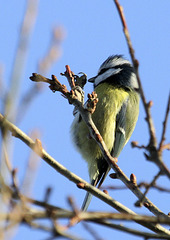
71,55,140,211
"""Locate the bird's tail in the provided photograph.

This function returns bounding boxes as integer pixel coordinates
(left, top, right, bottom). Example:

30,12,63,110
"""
81,167,110,211
81,178,96,211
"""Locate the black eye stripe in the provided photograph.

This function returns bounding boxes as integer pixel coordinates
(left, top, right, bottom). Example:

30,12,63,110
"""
98,67,111,75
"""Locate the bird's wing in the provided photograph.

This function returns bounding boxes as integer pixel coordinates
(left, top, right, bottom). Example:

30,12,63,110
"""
112,97,129,158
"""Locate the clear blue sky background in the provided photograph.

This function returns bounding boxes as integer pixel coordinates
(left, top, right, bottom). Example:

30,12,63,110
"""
1,1,170,239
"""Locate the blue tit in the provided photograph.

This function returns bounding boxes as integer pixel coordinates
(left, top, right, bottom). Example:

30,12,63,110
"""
71,55,140,211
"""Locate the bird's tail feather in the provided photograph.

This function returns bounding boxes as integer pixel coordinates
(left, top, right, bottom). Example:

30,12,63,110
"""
81,191,93,211
81,167,110,211
81,178,96,211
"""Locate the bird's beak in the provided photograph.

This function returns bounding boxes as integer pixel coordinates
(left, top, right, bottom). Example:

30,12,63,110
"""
88,77,95,83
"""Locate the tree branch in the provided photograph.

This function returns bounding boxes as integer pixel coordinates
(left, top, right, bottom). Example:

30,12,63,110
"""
29,72,168,219
1,114,170,236
114,0,170,179
158,92,170,151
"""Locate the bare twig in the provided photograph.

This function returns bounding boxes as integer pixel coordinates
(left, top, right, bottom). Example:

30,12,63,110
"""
135,171,162,207
102,182,170,193
17,26,65,123
138,182,170,193
114,0,156,146
82,222,104,240
24,220,84,240
131,141,146,150
16,84,43,123
95,220,170,239
38,26,65,74
114,0,170,179
4,0,39,121
61,65,76,89
158,92,170,151
51,220,83,240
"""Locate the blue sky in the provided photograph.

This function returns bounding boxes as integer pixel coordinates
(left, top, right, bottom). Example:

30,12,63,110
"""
1,1,170,239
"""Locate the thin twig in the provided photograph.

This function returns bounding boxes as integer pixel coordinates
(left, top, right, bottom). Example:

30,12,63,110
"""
135,171,162,207
114,0,156,145
4,0,39,122
95,220,170,239
82,222,104,240
114,0,170,179
102,182,170,193
61,65,76,89
38,26,65,74
158,92,170,151
24,220,84,240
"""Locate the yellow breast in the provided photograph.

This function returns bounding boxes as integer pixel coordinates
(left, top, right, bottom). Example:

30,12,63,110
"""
72,83,129,170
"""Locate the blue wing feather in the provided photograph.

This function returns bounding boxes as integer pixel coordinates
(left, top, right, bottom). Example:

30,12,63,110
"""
112,98,128,158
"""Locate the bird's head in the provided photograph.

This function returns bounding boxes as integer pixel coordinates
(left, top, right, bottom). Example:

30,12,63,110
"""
88,55,139,91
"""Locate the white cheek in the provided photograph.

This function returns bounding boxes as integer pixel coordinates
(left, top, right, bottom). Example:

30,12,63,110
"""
95,68,122,86
130,73,139,89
